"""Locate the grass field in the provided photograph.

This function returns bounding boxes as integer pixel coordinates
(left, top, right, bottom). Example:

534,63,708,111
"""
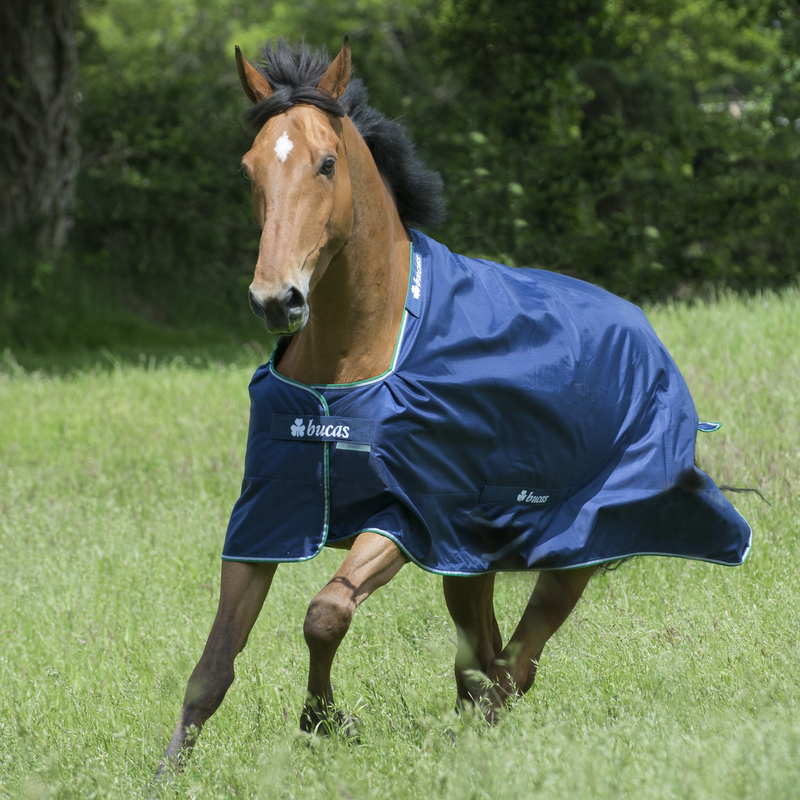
1,288,798,799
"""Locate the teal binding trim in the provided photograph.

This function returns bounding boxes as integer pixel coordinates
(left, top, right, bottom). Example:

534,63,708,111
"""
697,421,722,433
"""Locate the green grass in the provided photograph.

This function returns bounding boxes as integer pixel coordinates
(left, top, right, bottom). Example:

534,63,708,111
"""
1,288,798,799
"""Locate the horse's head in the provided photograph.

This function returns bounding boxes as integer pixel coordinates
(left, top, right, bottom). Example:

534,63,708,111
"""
237,40,354,335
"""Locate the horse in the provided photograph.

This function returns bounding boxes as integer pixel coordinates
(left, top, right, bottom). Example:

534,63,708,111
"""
156,36,751,777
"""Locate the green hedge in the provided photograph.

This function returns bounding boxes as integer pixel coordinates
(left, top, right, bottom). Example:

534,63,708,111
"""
3,0,798,349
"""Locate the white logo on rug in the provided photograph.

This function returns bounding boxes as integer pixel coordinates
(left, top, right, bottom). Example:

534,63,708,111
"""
411,254,422,300
291,418,306,437
291,418,351,439
517,490,550,504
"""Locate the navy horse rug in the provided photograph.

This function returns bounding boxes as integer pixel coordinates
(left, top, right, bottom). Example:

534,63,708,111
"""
223,231,752,574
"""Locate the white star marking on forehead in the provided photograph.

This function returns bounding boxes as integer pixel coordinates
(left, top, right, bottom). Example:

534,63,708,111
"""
274,131,294,163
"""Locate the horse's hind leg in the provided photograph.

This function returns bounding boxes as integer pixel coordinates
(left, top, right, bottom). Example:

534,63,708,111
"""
479,566,596,722
442,574,502,707
155,560,276,778
301,531,407,736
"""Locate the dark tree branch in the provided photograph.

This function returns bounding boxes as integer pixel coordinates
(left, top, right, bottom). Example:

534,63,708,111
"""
0,0,80,250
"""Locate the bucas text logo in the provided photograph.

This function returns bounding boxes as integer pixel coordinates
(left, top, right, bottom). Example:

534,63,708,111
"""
291,418,351,440
517,490,550,504
411,254,422,300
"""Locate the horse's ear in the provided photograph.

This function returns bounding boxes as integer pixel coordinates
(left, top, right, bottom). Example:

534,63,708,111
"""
236,45,273,104
317,35,351,101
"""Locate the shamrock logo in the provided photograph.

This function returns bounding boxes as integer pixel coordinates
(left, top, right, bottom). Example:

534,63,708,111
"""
517,489,529,503
290,418,306,437
411,283,421,300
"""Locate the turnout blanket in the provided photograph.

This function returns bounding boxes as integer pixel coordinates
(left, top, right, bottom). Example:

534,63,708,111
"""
222,231,752,574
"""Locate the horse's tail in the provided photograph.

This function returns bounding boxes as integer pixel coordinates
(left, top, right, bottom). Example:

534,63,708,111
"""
718,484,771,505
596,557,635,574
691,458,771,506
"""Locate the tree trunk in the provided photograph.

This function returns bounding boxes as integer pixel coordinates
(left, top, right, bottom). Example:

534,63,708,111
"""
0,0,80,251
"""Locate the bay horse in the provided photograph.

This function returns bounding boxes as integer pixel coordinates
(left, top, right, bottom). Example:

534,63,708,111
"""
157,37,750,776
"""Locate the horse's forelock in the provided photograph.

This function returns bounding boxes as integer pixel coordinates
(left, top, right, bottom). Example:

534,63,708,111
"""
263,37,331,91
241,88,345,133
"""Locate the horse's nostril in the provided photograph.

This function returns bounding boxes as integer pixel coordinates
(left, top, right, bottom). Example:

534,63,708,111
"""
283,287,305,314
249,289,265,317
249,286,305,331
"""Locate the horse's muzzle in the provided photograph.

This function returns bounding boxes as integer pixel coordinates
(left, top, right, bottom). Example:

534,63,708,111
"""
249,286,307,334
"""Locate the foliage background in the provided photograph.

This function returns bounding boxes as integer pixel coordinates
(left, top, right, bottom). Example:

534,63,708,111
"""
1,0,799,351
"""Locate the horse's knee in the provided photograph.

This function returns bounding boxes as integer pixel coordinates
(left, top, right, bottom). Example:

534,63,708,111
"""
304,592,353,651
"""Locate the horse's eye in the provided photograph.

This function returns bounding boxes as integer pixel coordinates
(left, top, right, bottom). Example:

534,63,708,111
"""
320,158,336,177
239,164,252,182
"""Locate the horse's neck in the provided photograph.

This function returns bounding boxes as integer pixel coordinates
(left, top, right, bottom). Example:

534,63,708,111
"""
275,120,410,386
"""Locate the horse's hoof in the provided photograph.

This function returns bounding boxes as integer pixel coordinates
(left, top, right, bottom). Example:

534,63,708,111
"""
453,692,500,726
454,695,479,718
475,682,511,725
300,704,362,743
147,763,178,799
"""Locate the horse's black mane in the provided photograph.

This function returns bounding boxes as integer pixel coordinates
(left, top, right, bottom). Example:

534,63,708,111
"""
241,39,446,230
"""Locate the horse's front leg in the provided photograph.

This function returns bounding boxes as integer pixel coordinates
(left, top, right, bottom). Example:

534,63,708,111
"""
155,560,276,780
300,531,408,736
442,573,502,708
479,565,596,722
